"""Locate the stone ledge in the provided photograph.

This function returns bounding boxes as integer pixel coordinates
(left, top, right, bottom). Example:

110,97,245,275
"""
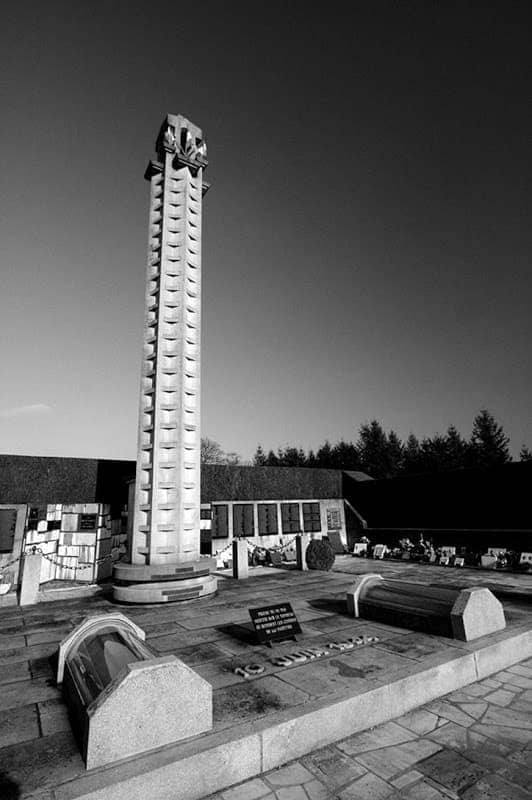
48,626,532,800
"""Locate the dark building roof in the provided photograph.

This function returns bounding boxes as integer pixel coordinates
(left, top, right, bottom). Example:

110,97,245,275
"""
201,465,344,501
0,456,346,508
0,455,135,511
343,460,532,531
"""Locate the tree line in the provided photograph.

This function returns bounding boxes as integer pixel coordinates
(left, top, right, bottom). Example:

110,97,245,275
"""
250,410,532,479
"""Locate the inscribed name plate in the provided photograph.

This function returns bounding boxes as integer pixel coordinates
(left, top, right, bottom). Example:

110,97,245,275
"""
80,514,97,531
249,602,302,644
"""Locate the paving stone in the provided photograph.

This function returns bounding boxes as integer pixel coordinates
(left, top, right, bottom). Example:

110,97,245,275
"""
276,787,309,800
455,683,492,697
0,659,30,684
507,664,532,679
391,769,423,789
495,671,532,690
302,746,366,789
196,658,248,689
304,778,335,799
337,721,417,756
171,642,228,666
266,763,315,787
355,739,442,780
425,700,476,727
0,634,26,650
495,761,532,792
460,773,532,799
38,698,71,736
400,781,455,800
480,678,502,689
508,749,532,769
0,641,57,666
501,683,521,693
472,722,532,747
483,689,515,707
0,730,82,794
277,658,370,698
509,696,532,716
418,749,488,793
214,675,309,730
338,771,393,799
221,777,271,800
0,677,60,711
456,702,487,719
29,655,55,680
461,729,512,770
427,721,470,750
373,633,449,661
0,704,39,747
327,644,413,683
482,705,532,729
26,628,70,645
396,709,442,734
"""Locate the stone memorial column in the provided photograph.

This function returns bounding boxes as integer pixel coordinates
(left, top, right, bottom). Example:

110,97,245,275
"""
113,115,216,603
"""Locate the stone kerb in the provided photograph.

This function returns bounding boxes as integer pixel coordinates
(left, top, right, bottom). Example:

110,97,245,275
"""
346,574,383,616
57,612,147,684
85,654,213,769
450,586,506,641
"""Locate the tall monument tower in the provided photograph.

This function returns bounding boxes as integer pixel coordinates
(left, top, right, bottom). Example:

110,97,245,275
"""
113,114,217,603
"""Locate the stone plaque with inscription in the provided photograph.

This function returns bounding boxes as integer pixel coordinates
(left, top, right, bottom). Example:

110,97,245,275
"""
249,602,301,646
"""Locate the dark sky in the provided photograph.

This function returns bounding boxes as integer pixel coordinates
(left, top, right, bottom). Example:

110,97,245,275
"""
1,1,531,460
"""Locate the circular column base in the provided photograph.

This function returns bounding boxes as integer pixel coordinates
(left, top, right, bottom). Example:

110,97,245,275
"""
113,574,217,604
114,559,215,583
112,559,217,604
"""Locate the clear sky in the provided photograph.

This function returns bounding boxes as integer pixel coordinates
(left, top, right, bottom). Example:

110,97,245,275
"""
1,1,531,461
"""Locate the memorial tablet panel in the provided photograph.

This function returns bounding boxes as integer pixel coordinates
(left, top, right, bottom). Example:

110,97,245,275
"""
249,602,301,645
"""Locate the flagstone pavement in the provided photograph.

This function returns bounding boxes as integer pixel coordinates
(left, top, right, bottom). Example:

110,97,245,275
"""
204,658,532,800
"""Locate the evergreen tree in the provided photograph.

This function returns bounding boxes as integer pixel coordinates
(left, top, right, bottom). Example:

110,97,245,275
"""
330,440,360,470
279,446,307,466
419,434,448,473
315,441,333,468
386,430,404,477
253,444,267,466
519,445,532,462
265,449,279,466
356,420,390,478
306,449,318,467
402,433,422,474
444,425,469,470
470,409,511,468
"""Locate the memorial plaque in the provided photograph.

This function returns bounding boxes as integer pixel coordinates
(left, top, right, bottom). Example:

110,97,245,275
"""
249,602,301,646
80,514,97,531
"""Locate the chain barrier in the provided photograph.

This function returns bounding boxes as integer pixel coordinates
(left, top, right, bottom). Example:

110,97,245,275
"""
215,537,299,559
21,546,113,573
0,554,21,569
214,542,233,558
268,536,298,553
